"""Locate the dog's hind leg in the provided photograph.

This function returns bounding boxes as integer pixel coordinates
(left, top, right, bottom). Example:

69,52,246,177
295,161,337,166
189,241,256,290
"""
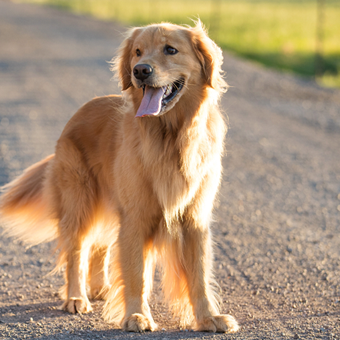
88,245,111,300
58,220,94,314
52,138,98,314
62,239,92,314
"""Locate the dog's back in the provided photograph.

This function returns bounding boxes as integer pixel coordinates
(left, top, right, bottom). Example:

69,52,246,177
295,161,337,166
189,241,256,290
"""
0,95,124,244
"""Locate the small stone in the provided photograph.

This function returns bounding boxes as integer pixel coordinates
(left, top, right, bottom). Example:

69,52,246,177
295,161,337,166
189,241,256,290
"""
294,334,300,339
30,318,34,322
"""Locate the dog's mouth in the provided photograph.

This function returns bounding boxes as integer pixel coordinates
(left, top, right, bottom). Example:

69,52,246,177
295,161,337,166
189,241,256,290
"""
135,78,185,118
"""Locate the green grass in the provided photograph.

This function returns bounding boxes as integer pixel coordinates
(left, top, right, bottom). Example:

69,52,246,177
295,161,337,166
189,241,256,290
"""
18,0,340,87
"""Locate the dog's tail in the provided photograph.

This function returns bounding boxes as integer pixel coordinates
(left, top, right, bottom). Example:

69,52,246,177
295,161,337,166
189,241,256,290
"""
0,154,58,245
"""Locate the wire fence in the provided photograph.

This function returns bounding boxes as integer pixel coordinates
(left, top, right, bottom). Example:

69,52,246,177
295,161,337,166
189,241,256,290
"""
26,0,340,84
315,0,325,77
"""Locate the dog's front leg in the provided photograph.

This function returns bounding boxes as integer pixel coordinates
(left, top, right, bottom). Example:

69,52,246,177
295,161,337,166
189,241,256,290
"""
118,224,157,332
182,226,239,333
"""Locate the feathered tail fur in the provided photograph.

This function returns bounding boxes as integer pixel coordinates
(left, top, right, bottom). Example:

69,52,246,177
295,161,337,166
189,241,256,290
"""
0,154,57,245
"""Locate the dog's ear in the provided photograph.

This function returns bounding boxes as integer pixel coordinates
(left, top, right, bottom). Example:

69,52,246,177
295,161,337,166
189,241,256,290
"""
112,28,139,91
189,20,228,93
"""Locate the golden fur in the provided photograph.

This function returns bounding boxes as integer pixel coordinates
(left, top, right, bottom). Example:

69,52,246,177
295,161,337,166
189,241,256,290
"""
0,21,239,333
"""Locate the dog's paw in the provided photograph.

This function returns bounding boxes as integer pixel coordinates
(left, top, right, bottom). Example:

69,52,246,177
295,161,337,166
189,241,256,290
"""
196,314,239,333
89,284,111,300
62,297,93,314
122,313,157,332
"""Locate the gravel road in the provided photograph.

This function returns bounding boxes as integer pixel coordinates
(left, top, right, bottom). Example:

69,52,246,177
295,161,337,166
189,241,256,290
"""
0,1,340,339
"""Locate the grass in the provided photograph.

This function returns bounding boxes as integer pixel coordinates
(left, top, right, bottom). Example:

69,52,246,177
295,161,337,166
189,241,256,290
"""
17,0,340,87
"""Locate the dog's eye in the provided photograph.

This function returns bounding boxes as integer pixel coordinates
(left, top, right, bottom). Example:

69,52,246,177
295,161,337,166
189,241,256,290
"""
136,49,141,57
164,45,178,55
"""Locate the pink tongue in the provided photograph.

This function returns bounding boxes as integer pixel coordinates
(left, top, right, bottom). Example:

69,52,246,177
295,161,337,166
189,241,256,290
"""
135,86,165,118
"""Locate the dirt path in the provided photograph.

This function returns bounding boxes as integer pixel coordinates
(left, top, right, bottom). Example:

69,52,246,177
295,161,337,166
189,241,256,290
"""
0,1,339,339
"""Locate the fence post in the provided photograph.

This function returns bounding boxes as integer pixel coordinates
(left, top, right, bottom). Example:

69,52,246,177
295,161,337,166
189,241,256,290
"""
315,0,325,78
210,0,222,42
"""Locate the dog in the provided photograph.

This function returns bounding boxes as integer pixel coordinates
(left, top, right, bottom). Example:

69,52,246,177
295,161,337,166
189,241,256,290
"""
0,21,239,333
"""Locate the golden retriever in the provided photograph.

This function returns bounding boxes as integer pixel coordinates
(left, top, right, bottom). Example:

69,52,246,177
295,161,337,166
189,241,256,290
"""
0,21,239,333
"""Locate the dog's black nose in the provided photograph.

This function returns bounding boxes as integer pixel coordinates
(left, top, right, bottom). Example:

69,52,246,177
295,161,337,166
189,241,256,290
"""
133,64,153,81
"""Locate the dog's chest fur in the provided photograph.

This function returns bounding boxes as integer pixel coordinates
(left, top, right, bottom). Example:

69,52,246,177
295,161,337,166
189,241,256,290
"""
137,116,212,222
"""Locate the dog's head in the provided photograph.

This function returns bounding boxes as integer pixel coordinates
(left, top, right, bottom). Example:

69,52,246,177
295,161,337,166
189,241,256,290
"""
114,21,227,117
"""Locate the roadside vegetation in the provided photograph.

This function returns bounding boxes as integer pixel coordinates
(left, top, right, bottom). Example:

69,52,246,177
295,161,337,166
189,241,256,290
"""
18,0,340,87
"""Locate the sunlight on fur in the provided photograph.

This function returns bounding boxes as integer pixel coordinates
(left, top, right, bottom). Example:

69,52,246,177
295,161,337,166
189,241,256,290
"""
0,20,239,333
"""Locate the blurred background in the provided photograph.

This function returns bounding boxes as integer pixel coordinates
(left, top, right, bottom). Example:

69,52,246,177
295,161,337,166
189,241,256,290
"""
17,0,340,88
